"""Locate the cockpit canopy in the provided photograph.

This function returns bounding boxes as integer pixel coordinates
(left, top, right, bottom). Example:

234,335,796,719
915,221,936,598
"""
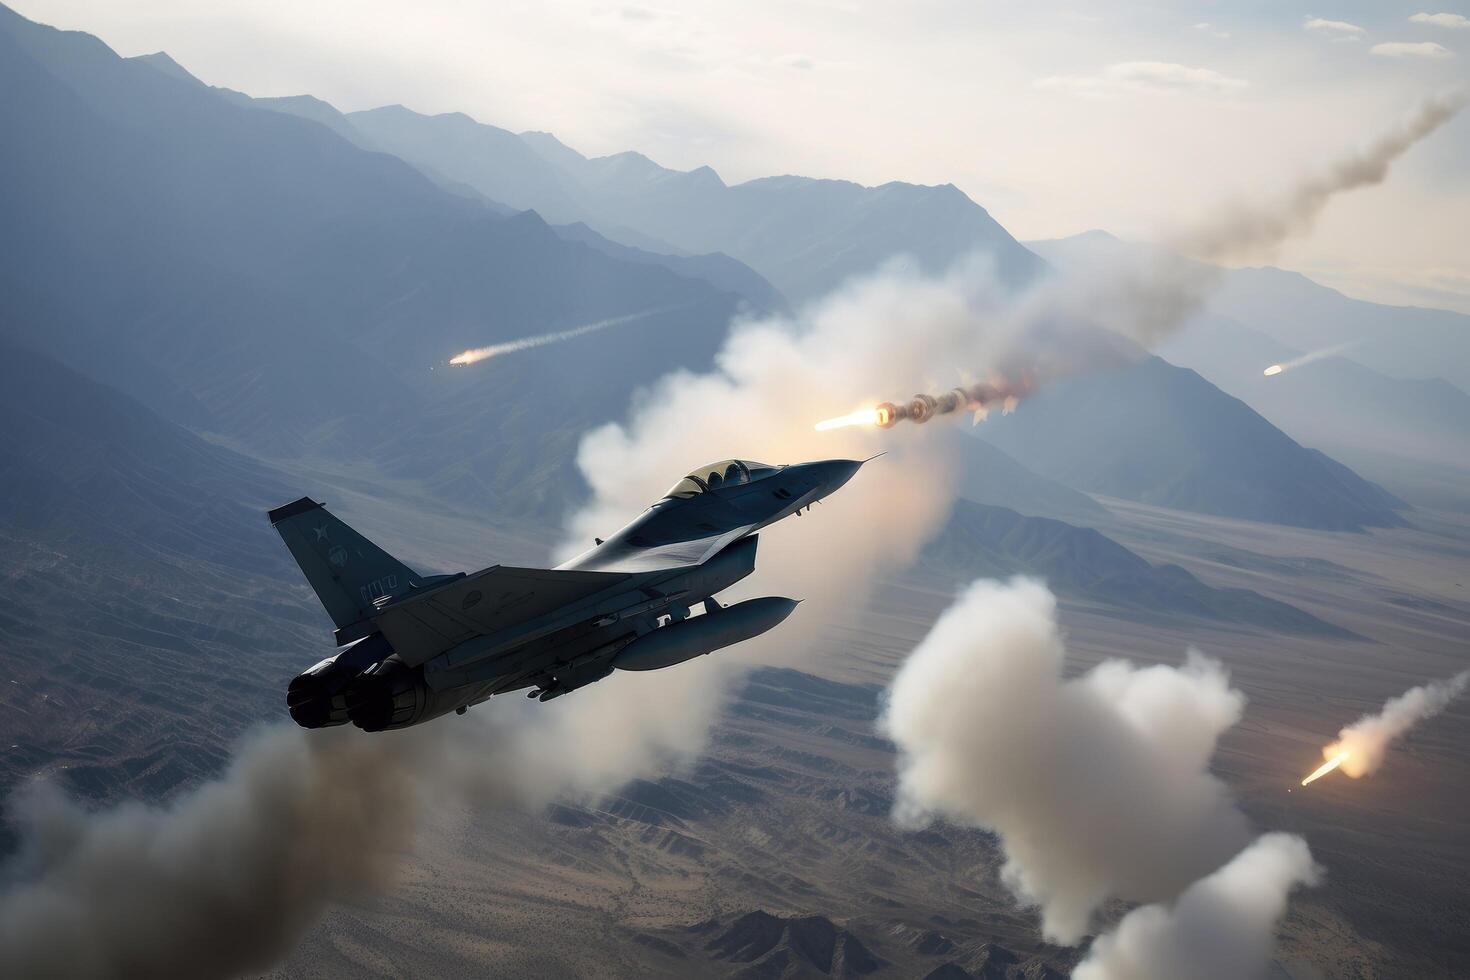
665,459,781,498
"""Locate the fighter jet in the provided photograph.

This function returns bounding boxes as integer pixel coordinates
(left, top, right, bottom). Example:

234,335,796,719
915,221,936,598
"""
269,457,867,731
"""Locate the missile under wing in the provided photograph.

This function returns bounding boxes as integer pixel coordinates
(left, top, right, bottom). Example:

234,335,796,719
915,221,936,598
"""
269,457,866,731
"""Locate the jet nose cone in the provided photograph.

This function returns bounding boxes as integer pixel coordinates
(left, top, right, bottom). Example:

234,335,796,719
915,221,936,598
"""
816,457,866,493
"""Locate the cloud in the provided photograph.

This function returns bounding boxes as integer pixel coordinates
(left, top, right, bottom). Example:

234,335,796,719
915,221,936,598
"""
1304,17,1366,36
880,578,1252,945
1410,12,1470,29
1371,41,1455,58
1036,61,1248,99
1072,833,1321,980
1193,22,1231,40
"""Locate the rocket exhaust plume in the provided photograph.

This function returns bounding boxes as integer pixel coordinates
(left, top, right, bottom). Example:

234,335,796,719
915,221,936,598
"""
1263,341,1362,378
1301,671,1469,785
1301,750,1351,786
810,91,1465,434
815,377,1032,432
449,308,670,365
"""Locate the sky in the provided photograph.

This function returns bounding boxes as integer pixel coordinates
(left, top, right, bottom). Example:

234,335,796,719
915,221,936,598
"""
15,1,1470,311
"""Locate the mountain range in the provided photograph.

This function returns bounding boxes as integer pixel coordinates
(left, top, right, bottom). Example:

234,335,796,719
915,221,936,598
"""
978,356,1407,531
302,101,1045,303
0,2,1441,592
1031,233,1470,461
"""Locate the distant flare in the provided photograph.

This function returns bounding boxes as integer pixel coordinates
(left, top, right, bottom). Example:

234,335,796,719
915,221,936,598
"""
449,308,670,366
1261,341,1360,379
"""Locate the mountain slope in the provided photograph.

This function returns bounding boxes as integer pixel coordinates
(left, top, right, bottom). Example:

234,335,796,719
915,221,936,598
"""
0,340,317,805
950,433,1108,523
1154,313,1470,466
1031,232,1470,497
552,221,789,313
977,357,1407,531
1210,266,1470,392
0,6,746,486
923,499,1349,636
0,340,289,568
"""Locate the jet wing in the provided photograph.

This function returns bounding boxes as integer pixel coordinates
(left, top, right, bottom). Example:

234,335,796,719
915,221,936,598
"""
559,523,759,573
373,565,631,666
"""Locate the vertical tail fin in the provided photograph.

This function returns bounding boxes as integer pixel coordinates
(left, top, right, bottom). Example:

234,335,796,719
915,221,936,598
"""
267,497,421,631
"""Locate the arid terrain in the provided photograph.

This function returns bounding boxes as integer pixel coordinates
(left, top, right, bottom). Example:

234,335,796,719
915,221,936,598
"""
250,494,1470,980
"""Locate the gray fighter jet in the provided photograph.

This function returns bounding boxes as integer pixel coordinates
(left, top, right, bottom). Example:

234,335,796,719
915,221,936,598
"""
270,457,867,731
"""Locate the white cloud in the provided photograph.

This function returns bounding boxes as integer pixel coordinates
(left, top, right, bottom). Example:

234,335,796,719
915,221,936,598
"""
1193,22,1230,40
1371,40,1455,58
1410,12,1470,29
1073,834,1321,980
882,578,1252,945
1036,61,1247,99
1304,17,1366,35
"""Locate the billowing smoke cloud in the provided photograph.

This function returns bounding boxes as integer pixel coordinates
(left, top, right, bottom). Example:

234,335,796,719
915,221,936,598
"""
880,578,1252,945
1072,833,1321,980
1319,670,1469,780
1178,89,1468,264
449,307,673,365
0,726,414,979
560,261,982,626
0,663,723,979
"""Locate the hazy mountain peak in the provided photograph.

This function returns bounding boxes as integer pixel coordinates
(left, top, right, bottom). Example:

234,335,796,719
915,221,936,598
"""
129,51,201,86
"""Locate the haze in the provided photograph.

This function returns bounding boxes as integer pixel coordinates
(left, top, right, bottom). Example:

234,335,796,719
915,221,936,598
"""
15,0,1470,311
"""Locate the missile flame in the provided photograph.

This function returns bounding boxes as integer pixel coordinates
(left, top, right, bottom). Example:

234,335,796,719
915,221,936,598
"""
814,377,1032,434
814,408,883,432
1300,750,1350,786
1263,364,1284,377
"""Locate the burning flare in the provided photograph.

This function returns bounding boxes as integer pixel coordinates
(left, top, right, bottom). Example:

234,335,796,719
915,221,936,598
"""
1300,671,1468,787
1300,750,1350,786
1262,341,1361,378
449,308,670,366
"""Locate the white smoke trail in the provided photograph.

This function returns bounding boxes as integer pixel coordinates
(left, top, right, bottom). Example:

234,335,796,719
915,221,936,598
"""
1318,670,1469,780
1072,833,1321,980
880,578,1252,945
1262,340,1362,377
1178,89,1468,264
449,307,673,365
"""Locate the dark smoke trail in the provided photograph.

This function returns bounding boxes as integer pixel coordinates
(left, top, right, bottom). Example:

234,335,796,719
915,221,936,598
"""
0,725,419,979
0,665,721,979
